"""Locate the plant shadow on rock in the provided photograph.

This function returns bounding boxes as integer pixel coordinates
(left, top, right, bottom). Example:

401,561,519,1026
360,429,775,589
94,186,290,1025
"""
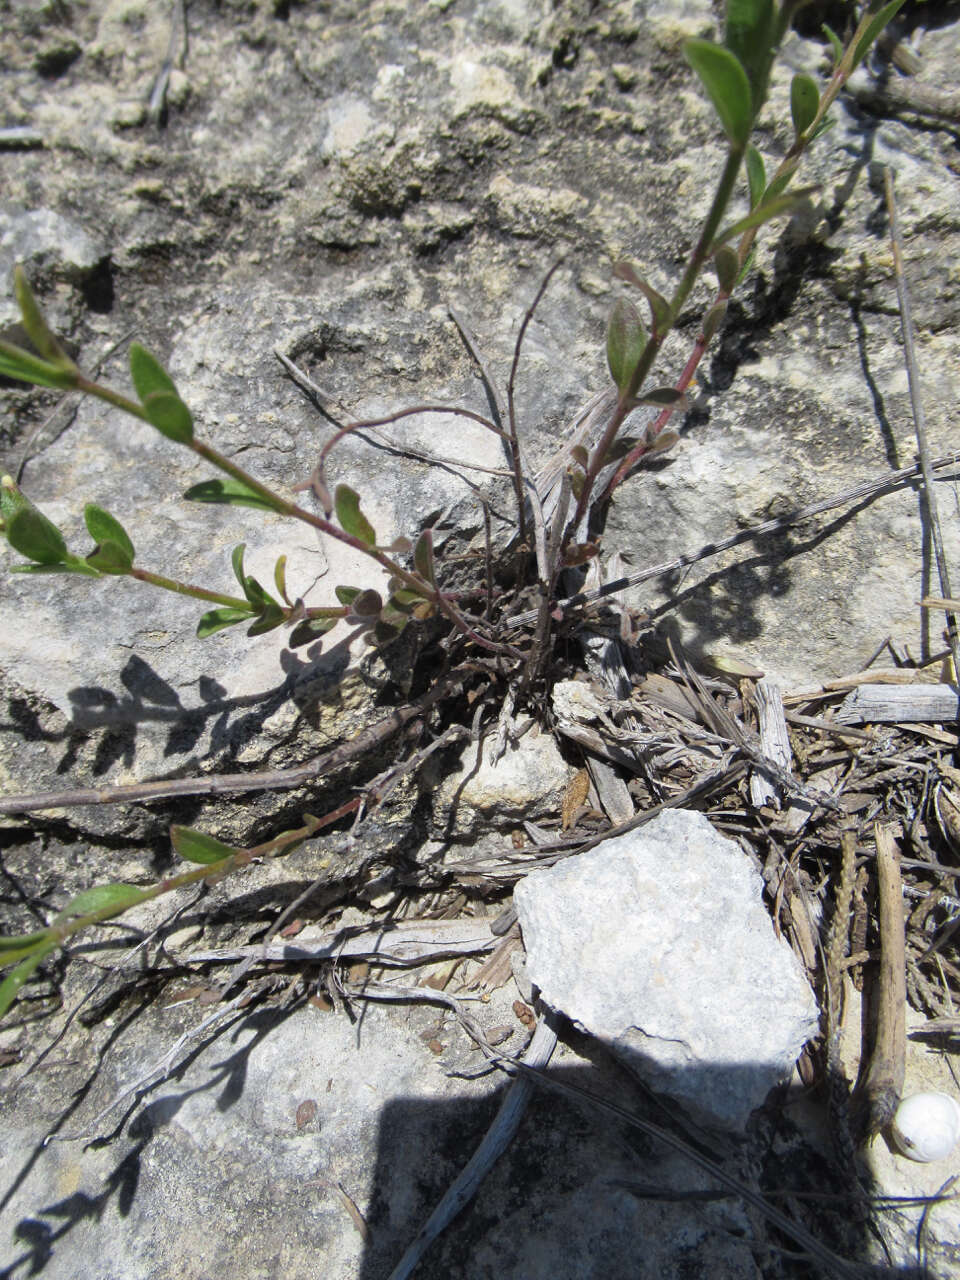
0,1018,897,1280
356,1058,890,1280
1,998,289,1280
643,480,918,664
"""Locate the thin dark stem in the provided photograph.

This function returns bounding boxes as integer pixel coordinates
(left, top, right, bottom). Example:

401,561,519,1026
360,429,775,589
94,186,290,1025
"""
481,499,493,623
435,593,524,660
505,260,565,549
312,404,509,507
187,438,432,599
884,166,960,678
128,567,253,611
568,146,745,538
448,306,508,429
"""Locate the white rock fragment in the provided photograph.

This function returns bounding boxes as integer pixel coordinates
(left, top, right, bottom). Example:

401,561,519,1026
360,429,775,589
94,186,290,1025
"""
514,808,819,1130
432,728,572,835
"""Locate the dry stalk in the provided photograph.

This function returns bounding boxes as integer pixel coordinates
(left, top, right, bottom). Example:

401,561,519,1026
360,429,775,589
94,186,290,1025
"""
852,823,906,1141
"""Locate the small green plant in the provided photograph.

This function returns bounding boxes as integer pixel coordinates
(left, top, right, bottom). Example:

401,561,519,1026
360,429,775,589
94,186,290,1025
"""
0,0,907,1024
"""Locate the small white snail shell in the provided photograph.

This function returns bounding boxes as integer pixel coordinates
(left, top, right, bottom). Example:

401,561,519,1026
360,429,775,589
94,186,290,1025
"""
890,1092,960,1163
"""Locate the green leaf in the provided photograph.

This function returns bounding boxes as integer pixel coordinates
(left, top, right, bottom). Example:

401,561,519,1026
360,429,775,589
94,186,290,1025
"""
413,529,436,585
372,616,408,643
612,262,671,333
714,186,818,245
702,301,729,343
605,298,647,396
0,338,79,389
636,387,684,407
377,604,410,635
0,946,57,1023
745,145,765,210
389,587,423,606
822,23,843,67
289,616,339,648
1,478,68,564
11,561,100,577
85,540,134,574
649,428,680,454
170,825,239,865
246,604,286,636
13,266,73,366
790,73,819,138
129,342,178,401
0,926,52,952
724,0,776,111
227,545,277,608
809,115,835,143
196,607,252,638
334,485,376,547
851,0,908,72
231,543,247,590
183,477,284,512
763,159,798,203
274,555,289,603
683,39,753,147
52,883,148,924
714,245,740,294
349,589,383,619
296,614,340,634
141,390,194,443
84,504,135,563
335,585,362,606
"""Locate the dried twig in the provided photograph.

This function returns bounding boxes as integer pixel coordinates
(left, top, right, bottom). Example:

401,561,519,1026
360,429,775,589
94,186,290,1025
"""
853,823,906,1140
750,679,791,809
846,69,960,126
835,684,960,725
183,918,499,967
824,830,861,1198
0,671,464,815
303,1174,371,1242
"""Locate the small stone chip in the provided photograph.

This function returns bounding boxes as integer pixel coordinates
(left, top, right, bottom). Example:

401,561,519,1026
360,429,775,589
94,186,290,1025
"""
561,767,590,830
513,1000,535,1028
296,1099,318,1130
